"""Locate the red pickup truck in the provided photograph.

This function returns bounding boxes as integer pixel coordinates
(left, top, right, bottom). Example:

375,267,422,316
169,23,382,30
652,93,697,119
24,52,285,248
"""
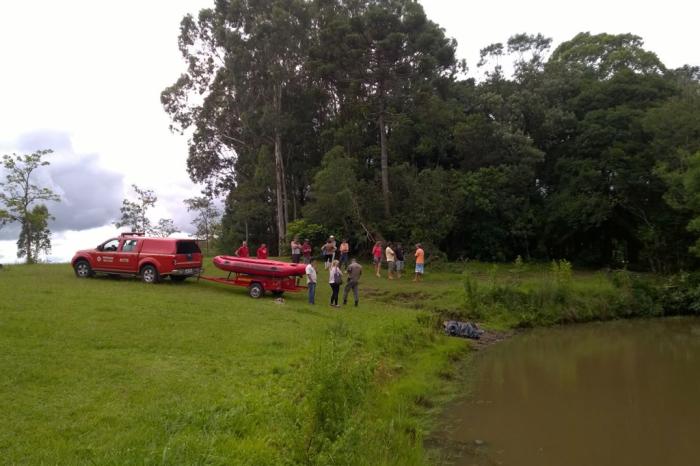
71,232,203,283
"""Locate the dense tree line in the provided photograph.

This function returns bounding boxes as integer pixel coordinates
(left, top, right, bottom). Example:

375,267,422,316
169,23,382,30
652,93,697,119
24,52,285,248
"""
162,0,700,271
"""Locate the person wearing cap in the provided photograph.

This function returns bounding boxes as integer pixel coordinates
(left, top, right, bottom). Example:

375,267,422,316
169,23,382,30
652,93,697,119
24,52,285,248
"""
323,236,337,270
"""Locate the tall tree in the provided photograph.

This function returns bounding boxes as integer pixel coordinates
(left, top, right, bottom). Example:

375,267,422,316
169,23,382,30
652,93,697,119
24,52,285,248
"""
0,150,60,264
162,0,312,254
312,0,458,215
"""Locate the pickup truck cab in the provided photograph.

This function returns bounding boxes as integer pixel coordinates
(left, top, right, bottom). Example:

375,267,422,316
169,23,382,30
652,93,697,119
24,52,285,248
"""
71,232,203,283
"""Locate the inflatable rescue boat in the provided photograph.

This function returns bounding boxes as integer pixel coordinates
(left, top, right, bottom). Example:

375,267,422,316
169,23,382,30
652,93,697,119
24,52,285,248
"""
213,255,307,278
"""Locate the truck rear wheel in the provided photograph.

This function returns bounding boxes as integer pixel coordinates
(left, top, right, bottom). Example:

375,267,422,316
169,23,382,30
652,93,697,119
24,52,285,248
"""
249,282,264,298
141,265,160,284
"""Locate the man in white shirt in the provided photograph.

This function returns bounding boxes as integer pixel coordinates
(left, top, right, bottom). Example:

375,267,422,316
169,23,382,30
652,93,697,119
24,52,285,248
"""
305,259,317,304
385,242,396,280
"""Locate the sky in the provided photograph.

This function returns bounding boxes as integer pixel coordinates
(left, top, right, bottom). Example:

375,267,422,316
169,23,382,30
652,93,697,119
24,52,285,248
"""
1,0,698,263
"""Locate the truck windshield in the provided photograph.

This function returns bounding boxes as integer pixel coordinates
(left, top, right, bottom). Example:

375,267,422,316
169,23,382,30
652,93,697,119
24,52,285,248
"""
176,241,201,254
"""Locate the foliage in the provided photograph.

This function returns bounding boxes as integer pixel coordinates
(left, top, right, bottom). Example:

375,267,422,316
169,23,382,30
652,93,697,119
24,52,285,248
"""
0,149,60,263
16,204,52,262
161,2,700,271
115,184,178,237
114,184,157,232
185,195,221,255
286,219,326,250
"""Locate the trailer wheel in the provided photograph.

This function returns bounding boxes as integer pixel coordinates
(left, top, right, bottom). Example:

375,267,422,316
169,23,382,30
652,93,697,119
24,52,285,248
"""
249,282,264,299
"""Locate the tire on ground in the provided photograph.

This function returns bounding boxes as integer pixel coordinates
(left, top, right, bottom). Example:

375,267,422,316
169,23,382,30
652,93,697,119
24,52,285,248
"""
249,282,264,298
140,264,160,284
74,260,93,278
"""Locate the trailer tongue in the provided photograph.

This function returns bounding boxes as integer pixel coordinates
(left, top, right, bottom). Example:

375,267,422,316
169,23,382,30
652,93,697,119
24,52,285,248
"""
198,256,307,298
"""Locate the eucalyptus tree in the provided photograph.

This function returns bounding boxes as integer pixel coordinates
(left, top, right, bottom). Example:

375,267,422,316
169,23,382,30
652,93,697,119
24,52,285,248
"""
162,0,312,254
312,0,458,215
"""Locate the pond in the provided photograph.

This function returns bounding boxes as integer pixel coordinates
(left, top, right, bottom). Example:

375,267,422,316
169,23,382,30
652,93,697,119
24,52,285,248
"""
440,317,700,466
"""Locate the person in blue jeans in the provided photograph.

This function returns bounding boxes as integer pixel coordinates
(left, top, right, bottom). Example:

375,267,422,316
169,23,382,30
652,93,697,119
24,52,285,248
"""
305,259,318,304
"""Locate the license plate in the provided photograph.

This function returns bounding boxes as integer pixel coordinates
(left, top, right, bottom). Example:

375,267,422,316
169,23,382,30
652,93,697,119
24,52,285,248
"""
184,268,194,274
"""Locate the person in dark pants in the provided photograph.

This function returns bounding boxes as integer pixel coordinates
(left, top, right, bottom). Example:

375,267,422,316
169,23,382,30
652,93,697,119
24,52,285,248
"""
343,258,362,307
305,259,317,304
328,259,342,307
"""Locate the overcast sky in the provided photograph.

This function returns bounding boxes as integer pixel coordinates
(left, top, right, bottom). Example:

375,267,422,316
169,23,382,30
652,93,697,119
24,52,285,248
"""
1,0,698,263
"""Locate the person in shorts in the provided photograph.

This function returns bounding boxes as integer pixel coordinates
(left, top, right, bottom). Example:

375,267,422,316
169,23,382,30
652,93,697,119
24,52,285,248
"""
323,238,337,270
372,241,383,277
339,239,350,270
385,242,396,280
395,243,405,279
413,243,425,282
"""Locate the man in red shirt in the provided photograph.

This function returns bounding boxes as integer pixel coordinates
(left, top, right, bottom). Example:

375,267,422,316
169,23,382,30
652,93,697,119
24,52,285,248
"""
302,239,313,264
235,241,249,257
256,243,268,259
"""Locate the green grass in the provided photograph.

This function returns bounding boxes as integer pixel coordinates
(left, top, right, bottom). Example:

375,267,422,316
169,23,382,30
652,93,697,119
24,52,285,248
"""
2,258,688,464
0,261,468,465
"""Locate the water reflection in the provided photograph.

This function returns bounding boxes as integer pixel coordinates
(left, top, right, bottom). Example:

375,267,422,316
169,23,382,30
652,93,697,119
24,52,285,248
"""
442,317,700,466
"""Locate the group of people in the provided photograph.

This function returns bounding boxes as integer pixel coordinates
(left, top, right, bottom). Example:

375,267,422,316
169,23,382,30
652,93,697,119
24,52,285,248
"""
304,256,362,308
371,241,425,282
233,240,269,259
232,235,426,308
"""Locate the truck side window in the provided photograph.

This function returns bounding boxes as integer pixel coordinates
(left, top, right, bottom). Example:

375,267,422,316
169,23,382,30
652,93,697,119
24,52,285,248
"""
103,239,119,251
122,240,138,252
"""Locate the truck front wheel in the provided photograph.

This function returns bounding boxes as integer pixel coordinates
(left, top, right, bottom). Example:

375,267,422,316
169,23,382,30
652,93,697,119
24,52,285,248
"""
141,265,160,284
74,260,93,278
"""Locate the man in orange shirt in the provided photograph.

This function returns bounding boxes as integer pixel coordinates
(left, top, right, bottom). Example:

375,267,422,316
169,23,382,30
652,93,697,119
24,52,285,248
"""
413,243,425,282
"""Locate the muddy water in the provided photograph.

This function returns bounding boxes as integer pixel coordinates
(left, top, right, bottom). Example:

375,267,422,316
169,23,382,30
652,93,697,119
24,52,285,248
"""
442,318,700,466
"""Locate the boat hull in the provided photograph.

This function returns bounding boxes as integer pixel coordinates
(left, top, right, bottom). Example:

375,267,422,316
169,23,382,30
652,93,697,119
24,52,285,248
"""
213,256,307,277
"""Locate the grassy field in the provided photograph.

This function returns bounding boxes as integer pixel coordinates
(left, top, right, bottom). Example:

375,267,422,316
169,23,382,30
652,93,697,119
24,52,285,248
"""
0,261,469,465
1,258,691,464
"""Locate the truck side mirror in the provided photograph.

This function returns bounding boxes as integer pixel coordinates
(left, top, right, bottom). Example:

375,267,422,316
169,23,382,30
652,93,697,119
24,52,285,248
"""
97,244,104,251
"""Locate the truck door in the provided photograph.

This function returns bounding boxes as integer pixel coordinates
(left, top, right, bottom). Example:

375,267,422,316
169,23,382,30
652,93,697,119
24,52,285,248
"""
114,238,140,272
94,238,120,271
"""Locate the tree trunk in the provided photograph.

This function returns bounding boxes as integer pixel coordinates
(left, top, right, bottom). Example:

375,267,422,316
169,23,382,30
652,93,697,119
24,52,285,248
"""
25,220,33,264
379,110,390,216
274,83,288,255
